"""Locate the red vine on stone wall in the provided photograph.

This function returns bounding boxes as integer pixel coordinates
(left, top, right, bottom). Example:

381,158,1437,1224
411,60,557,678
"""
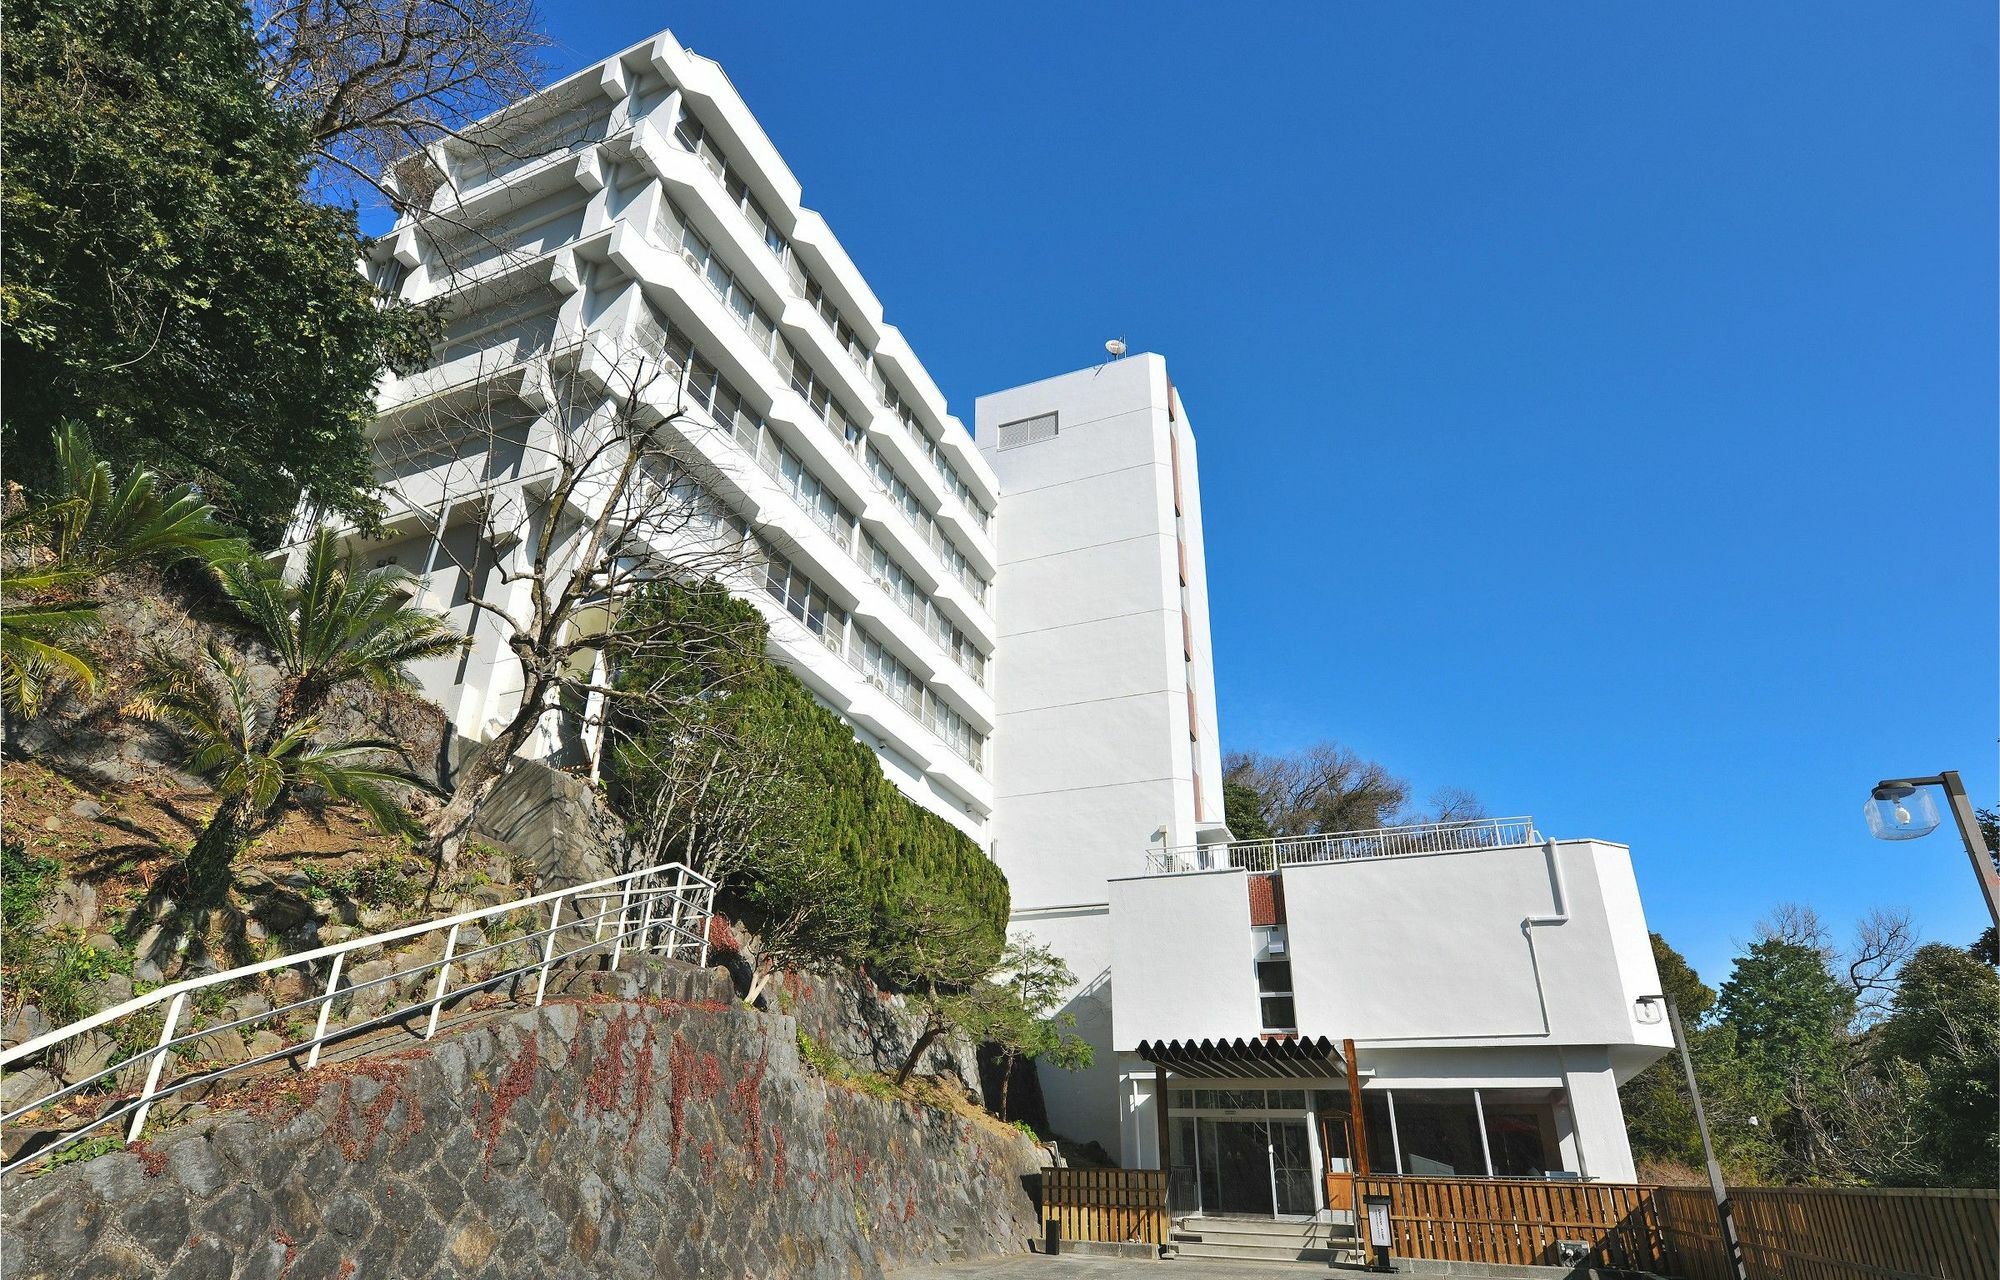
476,1032,540,1178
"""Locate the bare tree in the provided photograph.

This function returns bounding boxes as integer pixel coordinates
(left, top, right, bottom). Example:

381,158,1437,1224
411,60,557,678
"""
369,325,763,868
1756,901,1837,960
253,0,551,206
1755,902,1918,1026
1223,742,1411,836
1409,785,1489,825
1845,908,1918,1025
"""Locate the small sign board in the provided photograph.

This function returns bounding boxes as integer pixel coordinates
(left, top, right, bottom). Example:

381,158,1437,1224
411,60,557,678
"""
1366,1196,1392,1248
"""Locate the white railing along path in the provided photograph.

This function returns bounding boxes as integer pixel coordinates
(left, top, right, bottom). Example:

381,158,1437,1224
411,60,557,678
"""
0,860,716,1174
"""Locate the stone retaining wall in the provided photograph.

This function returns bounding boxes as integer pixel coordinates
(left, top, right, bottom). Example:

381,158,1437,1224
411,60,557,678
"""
3,959,1042,1278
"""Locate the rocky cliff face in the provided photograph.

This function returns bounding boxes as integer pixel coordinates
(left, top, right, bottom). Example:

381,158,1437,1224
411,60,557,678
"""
2,959,1043,1279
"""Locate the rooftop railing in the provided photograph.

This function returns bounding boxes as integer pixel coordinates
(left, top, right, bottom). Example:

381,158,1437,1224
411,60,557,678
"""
1144,816,1539,875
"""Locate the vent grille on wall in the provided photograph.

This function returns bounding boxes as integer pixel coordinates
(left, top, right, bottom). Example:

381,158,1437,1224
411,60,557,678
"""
996,412,1058,450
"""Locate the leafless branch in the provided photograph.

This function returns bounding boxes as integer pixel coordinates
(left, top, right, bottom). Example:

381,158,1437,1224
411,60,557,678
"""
253,0,551,209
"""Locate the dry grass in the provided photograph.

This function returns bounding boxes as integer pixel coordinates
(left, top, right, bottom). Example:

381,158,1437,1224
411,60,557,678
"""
3,758,415,928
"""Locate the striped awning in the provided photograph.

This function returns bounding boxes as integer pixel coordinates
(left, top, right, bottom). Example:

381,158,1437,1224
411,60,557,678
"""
1136,1036,1345,1081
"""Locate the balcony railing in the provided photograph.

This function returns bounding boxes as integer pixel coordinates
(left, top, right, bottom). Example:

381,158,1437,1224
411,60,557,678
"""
1144,816,1539,875
662,117,995,543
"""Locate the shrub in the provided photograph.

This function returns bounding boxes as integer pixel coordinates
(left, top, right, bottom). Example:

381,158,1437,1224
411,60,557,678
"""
796,1029,844,1079
607,581,1010,960
2,841,62,935
14,927,120,1026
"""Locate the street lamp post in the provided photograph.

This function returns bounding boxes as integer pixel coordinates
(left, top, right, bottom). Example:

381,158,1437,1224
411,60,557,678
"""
1659,995,1749,1280
1865,771,2000,928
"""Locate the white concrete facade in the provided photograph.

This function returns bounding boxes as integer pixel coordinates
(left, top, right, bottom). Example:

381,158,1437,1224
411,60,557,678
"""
974,356,1230,1155
348,29,1000,840
1107,838,1674,1186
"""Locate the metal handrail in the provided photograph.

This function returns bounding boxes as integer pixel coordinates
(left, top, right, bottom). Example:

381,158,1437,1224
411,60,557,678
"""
1144,816,1540,875
0,859,715,1173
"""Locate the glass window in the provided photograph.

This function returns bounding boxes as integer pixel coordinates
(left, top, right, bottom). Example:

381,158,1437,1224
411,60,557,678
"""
1268,1089,1307,1111
1256,961,1293,995
1260,996,1297,1031
1396,1091,1486,1177
1483,1098,1558,1177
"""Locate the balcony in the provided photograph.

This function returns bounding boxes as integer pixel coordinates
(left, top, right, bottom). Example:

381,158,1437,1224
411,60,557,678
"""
1143,816,1540,875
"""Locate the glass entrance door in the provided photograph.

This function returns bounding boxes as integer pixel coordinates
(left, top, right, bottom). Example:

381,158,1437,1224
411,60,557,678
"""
1171,1084,1334,1220
1198,1120,1275,1216
1270,1120,1317,1216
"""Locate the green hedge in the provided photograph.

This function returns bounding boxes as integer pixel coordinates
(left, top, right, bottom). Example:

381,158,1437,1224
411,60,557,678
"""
606,581,1009,954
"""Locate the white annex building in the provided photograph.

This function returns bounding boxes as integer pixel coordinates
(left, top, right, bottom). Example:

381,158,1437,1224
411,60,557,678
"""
345,27,1673,1222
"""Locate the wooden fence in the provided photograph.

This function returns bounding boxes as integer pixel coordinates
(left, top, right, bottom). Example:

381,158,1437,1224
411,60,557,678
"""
1351,1175,1995,1279
1657,1184,1998,1280
1039,1167,1168,1248
1353,1174,1664,1269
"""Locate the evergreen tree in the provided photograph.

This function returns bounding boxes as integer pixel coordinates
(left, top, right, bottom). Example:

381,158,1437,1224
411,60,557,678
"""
1224,780,1273,840
1872,939,2000,1187
1715,937,1858,1183
607,582,1010,961
1619,934,1717,1171
2,0,435,540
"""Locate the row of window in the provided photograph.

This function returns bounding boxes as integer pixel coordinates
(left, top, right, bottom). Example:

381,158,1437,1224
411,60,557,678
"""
459,101,609,190
1171,1087,1323,1113
856,630,984,769
662,203,871,453
655,199,989,602
865,446,989,605
442,90,996,528
666,100,992,530
428,284,564,369
640,303,989,685
763,435,856,554
863,534,986,685
759,547,985,770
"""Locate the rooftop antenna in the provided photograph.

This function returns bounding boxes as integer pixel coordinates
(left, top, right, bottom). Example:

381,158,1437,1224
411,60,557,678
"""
1104,337,1127,359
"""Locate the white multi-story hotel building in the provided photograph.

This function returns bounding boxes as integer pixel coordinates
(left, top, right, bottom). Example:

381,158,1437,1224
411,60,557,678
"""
347,27,1672,1225
355,30,998,841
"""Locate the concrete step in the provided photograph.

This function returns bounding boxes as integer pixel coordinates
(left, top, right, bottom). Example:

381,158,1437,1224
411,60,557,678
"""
1170,1218,1356,1246
1171,1238,1365,1264
1169,1218,1365,1267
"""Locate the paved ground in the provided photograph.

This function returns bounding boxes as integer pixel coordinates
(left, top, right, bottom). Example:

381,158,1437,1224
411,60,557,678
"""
890,1255,1326,1278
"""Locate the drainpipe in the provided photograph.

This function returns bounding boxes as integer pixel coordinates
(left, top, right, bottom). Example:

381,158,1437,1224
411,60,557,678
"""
1522,839,1572,1036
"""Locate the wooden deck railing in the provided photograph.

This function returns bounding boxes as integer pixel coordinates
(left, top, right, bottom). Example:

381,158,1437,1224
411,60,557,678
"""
1349,1175,1997,1279
1039,1167,1168,1248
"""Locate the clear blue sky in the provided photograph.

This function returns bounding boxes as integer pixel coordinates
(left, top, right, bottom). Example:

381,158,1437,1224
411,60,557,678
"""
524,3,1997,984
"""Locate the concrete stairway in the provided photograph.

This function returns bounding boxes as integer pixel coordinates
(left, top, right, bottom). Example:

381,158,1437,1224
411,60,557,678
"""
1168,1215,1365,1266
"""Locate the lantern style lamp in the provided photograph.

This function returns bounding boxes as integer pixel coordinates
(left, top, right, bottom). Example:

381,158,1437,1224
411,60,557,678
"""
1865,772,1999,926
1864,783,1941,840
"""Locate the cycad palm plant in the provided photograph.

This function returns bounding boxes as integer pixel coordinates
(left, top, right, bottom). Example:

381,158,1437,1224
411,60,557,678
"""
136,526,463,898
215,525,464,726
141,644,435,902
2,424,243,718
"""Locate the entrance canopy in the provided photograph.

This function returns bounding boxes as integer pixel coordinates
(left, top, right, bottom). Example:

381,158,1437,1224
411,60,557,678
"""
1137,1036,1345,1081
